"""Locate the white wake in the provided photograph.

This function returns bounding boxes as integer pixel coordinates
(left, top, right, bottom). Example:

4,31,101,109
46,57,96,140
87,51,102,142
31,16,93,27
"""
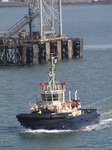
85,109,112,131
21,129,73,134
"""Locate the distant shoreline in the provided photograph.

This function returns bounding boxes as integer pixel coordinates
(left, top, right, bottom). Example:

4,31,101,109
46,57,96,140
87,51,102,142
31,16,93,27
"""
0,2,27,7
0,1,112,8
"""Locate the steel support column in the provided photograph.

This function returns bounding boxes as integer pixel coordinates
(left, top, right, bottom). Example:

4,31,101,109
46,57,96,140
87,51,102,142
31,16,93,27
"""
58,0,62,37
39,0,43,39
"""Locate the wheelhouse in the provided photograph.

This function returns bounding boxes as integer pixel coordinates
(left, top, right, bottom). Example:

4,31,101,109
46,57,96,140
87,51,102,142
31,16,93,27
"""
41,90,63,102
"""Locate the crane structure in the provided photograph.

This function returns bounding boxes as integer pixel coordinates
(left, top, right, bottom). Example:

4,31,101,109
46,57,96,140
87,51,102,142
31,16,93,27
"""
0,0,63,39
39,0,62,38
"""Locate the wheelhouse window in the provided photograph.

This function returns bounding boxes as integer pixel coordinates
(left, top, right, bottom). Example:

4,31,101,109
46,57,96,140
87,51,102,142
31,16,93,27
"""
53,94,58,101
46,94,52,101
42,93,59,101
41,94,45,101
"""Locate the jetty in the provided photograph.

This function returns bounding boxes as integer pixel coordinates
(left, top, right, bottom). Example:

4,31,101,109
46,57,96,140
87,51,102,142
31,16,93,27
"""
0,0,83,66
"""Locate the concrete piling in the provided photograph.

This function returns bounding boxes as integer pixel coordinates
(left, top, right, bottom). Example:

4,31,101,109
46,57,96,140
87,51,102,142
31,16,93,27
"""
46,42,50,63
57,40,62,61
68,39,72,59
79,38,83,58
33,44,39,64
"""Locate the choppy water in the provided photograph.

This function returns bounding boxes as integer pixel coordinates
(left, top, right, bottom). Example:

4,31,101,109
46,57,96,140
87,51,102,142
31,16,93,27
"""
0,4,112,150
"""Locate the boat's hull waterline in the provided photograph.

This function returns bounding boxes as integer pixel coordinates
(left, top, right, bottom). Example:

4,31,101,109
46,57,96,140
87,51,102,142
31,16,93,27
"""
16,109,100,130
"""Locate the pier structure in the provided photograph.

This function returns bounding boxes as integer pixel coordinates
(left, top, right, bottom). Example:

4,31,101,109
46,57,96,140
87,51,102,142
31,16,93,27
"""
0,0,83,66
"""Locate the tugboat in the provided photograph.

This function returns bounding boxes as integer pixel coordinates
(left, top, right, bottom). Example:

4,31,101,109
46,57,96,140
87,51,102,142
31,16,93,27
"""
16,54,100,130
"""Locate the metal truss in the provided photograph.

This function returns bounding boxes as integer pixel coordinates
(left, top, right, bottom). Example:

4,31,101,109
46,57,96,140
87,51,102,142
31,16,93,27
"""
0,46,23,65
0,0,62,39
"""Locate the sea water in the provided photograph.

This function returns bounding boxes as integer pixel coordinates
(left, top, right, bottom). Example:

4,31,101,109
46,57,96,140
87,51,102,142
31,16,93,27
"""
0,4,112,150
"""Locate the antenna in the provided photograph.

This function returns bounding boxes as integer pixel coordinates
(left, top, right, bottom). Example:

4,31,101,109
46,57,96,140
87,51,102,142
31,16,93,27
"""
48,53,57,90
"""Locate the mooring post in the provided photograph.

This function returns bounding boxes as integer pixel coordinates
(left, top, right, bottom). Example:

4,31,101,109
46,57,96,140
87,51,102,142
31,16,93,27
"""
33,44,39,64
45,42,50,63
68,39,72,59
57,40,62,61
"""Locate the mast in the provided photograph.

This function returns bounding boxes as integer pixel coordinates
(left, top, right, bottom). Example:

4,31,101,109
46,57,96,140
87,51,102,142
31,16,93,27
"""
49,54,56,91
